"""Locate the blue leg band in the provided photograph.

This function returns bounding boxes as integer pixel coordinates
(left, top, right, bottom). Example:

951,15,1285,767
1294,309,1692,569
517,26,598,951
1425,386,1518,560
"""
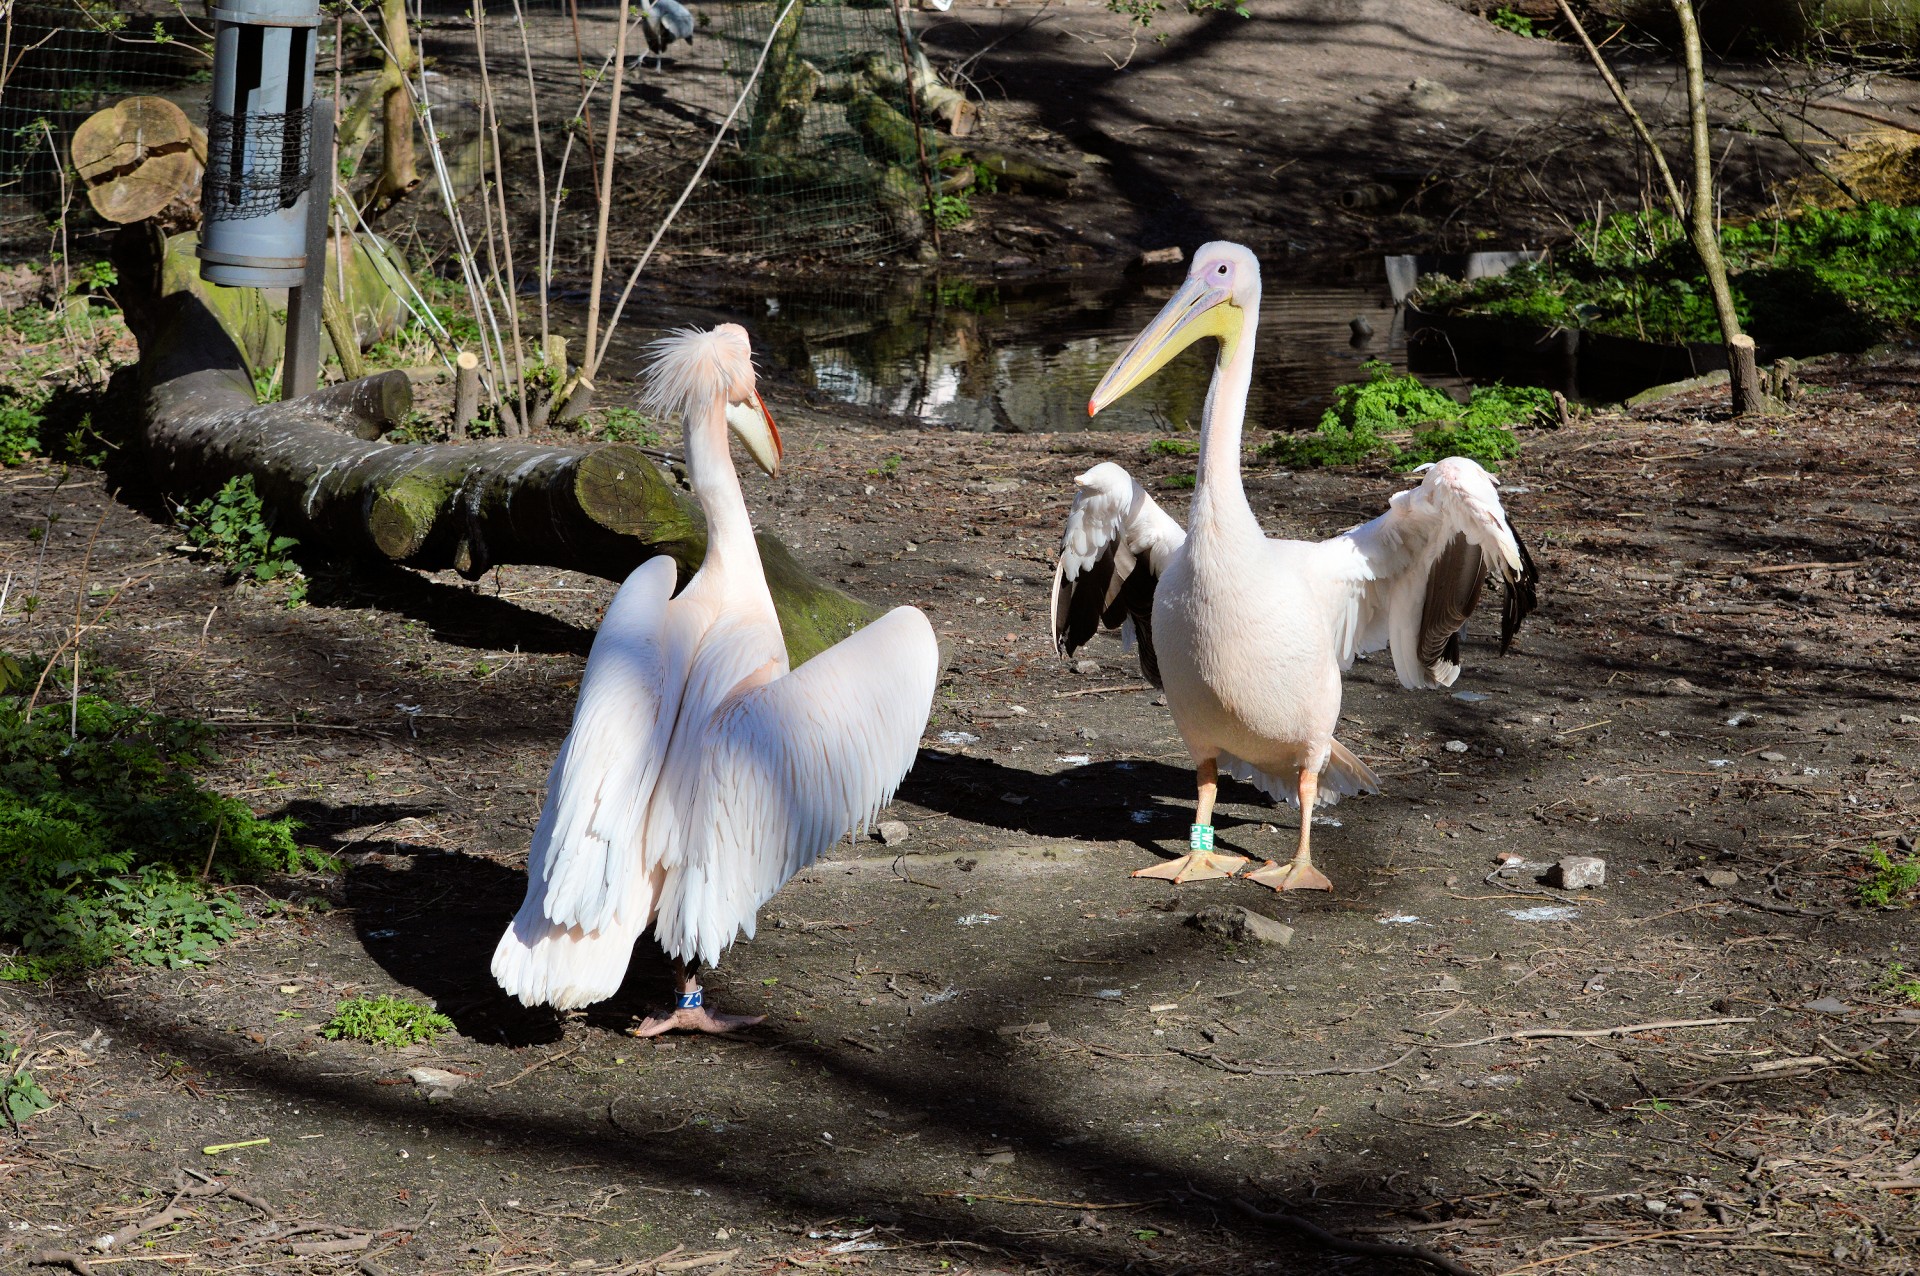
676,987,704,1010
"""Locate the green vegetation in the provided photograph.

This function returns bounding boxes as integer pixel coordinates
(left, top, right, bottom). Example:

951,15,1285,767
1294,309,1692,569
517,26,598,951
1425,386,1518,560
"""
1149,437,1199,457
0,677,318,981
1108,0,1249,31
2,1037,54,1126
1418,205,1920,354
322,994,455,1048
1487,6,1548,37
1878,962,1920,1006
1859,843,1920,908
597,407,662,446
176,475,307,606
1262,361,1549,470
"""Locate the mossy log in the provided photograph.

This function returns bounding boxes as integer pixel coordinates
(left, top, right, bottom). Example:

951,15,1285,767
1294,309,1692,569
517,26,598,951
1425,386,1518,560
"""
849,89,929,167
745,0,813,156
125,265,879,666
965,148,1077,196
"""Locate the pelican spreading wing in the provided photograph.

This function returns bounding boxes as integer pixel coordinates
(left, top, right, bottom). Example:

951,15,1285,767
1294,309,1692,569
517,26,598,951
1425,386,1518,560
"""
1052,242,1538,893
493,326,939,1033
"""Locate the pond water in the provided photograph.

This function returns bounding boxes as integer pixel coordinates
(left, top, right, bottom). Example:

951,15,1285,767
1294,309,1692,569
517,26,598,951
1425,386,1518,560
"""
585,268,1409,434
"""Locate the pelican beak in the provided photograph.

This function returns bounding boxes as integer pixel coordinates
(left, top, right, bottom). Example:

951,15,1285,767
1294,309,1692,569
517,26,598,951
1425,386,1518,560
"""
1088,276,1239,417
726,391,782,477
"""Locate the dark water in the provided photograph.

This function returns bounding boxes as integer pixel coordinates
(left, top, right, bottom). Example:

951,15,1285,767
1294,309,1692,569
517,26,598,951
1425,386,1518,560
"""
587,269,1408,433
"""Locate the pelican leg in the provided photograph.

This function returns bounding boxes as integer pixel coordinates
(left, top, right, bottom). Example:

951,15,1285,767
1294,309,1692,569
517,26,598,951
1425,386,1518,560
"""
1133,757,1248,882
1245,767,1333,892
631,959,766,1037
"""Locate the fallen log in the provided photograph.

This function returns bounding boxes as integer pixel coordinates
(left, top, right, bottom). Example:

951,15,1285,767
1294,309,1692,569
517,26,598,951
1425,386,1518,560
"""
119,251,880,666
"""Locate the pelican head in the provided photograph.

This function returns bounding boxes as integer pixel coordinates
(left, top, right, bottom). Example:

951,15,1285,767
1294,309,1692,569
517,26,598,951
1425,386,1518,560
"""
1089,241,1261,417
642,323,783,476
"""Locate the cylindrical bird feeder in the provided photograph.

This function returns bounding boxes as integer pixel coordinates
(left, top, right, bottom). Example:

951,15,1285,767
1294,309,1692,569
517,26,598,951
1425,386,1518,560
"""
198,0,323,287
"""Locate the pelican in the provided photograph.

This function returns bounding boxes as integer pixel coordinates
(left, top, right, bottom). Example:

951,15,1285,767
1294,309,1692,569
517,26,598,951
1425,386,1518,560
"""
493,324,939,1034
1053,242,1537,893
636,0,694,70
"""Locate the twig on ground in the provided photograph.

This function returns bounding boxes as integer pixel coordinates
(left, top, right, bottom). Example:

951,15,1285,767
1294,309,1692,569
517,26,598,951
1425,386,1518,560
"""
1231,1196,1479,1276
1412,1016,1753,1050
1052,683,1153,698
1173,1046,1421,1078
486,1042,582,1091
923,1191,1159,1210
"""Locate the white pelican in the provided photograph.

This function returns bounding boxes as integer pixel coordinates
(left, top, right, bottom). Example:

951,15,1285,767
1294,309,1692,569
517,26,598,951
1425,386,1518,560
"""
493,324,939,1034
1053,242,1537,893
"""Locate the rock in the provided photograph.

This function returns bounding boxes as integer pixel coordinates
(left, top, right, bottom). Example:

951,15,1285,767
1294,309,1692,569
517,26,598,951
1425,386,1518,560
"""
995,1021,1050,1037
876,819,911,847
1408,77,1459,110
1898,713,1920,725
1702,869,1739,888
406,1067,468,1100
1758,751,1787,763
1550,856,1607,890
1187,905,1294,946
1072,659,1101,676
1348,315,1374,345
1803,996,1849,1016
1151,694,1168,707
1443,739,1469,753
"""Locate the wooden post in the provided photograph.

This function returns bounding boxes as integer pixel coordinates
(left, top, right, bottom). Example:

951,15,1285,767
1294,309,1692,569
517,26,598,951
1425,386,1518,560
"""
284,104,335,400
453,350,481,438
1728,334,1764,416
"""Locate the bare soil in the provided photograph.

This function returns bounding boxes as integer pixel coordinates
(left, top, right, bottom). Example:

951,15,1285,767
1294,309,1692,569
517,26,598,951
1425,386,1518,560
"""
3,347,1920,1275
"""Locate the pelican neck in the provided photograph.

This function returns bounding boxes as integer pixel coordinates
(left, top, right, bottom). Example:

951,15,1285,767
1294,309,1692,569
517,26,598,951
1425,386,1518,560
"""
684,401,764,583
1190,304,1260,540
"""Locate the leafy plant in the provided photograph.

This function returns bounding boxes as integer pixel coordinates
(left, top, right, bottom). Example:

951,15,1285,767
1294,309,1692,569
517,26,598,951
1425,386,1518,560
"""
2,1038,53,1125
322,994,454,1048
385,410,440,445
0,399,41,466
930,191,973,231
1149,437,1198,457
597,407,660,446
1108,0,1248,30
1859,843,1920,908
177,475,306,606
1417,204,1920,355
1877,962,1920,1006
0,679,318,980
1488,7,1542,37
1262,361,1545,471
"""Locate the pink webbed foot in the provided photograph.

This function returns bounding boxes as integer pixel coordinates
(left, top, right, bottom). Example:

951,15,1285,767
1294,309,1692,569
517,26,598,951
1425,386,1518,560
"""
628,1006,765,1038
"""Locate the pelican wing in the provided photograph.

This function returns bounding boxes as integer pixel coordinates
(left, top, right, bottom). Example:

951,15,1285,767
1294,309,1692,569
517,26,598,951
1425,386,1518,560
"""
1336,457,1538,689
654,606,940,967
1051,461,1185,685
493,555,693,1008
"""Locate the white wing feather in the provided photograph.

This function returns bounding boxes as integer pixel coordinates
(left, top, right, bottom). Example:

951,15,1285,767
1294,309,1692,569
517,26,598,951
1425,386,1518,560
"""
492,555,685,1009
652,607,940,967
1051,461,1185,651
1336,457,1527,689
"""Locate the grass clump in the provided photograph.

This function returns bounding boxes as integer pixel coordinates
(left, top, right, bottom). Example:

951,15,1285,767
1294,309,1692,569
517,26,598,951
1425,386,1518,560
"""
0,677,320,981
1262,361,1548,471
1488,6,1546,37
177,475,306,607
322,994,454,1048
1149,437,1198,457
1417,204,1920,354
1859,843,1920,908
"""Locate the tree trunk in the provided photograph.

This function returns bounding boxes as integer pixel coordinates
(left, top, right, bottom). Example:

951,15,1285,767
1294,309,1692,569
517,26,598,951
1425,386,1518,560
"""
747,0,812,155
121,262,881,668
371,0,418,210
1670,0,1764,416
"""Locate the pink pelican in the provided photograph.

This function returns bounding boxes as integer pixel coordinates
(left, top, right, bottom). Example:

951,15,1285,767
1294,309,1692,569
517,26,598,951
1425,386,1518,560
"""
494,324,939,1034
1053,242,1537,893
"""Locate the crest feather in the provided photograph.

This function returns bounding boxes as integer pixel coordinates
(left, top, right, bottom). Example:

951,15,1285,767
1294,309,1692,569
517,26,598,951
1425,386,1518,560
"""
640,324,755,422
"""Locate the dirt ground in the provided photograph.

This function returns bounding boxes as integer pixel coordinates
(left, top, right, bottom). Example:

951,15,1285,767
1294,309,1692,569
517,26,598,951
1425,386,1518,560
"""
3,343,1919,1275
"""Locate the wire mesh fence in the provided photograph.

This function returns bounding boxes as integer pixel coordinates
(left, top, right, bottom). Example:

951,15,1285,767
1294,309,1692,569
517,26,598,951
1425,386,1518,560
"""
4,0,924,265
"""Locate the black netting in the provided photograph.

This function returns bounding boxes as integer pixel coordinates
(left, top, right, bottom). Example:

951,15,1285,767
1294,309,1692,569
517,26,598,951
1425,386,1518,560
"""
202,103,312,220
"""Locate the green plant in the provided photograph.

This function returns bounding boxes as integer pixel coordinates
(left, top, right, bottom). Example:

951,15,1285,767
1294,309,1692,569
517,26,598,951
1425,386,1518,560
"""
930,191,973,231
1149,437,1198,457
0,679,319,980
597,407,661,446
1262,361,1545,471
866,454,902,479
1164,472,1196,489
176,475,306,606
2,1038,53,1126
1108,0,1247,29
321,994,454,1048
1877,962,1920,1005
1859,843,1920,908
1488,7,1542,37
385,410,439,445
252,363,281,404
0,400,41,466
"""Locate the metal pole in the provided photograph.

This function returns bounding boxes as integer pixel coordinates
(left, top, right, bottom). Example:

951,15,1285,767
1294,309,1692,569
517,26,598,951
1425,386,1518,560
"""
283,101,333,399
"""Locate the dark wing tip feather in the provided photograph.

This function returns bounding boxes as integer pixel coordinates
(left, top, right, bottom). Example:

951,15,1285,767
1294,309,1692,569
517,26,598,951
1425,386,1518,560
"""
1417,533,1485,678
1499,519,1540,655
1055,545,1117,658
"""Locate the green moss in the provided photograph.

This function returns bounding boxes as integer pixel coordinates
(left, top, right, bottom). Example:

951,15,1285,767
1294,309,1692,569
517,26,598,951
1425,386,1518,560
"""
1149,438,1199,457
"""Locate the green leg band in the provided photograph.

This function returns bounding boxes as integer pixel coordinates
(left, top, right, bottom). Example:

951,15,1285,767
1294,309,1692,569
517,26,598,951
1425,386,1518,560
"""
1189,823,1215,852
